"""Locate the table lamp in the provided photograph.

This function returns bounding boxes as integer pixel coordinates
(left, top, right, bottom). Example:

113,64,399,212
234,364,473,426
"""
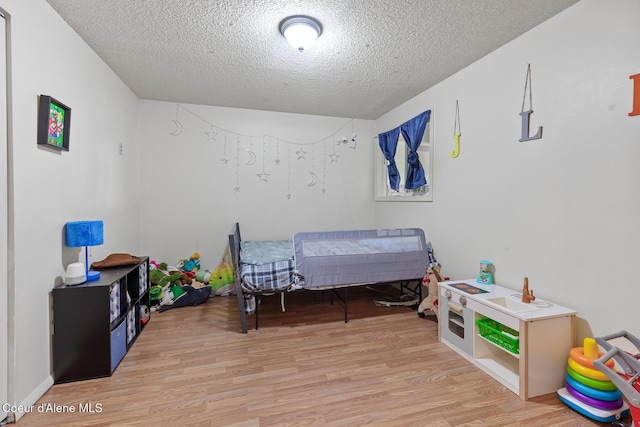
65,220,104,281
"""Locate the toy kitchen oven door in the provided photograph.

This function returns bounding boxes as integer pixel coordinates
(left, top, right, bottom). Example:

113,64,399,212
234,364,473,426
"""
441,288,474,355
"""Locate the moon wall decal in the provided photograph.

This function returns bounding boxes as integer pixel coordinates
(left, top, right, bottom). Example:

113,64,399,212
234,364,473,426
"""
169,119,183,136
307,172,318,187
245,150,257,165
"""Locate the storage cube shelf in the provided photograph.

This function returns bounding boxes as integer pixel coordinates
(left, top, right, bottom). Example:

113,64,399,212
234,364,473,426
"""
126,307,137,344
109,281,120,323
52,257,150,383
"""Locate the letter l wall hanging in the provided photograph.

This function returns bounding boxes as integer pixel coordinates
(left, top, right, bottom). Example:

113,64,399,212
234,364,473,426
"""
519,64,543,142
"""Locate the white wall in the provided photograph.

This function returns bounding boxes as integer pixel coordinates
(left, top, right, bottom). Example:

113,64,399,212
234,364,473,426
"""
4,0,141,419
138,101,376,267
375,0,640,341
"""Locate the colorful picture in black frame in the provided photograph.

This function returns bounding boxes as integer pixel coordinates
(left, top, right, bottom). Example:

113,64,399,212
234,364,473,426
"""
37,95,71,151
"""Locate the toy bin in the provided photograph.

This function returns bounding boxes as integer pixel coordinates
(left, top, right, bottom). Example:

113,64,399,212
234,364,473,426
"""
476,317,520,354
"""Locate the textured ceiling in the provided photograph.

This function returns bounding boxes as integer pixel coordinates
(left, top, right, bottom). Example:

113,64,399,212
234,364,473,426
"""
46,0,579,119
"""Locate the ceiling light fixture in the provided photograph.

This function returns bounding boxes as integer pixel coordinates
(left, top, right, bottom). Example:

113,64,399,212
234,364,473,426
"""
279,15,322,53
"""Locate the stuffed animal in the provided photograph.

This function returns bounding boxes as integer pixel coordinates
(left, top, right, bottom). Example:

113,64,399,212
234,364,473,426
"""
208,262,235,296
180,271,194,282
150,269,182,289
158,285,211,312
153,282,187,310
195,269,211,284
180,252,201,273
149,284,163,303
190,279,206,289
159,285,174,307
170,283,186,300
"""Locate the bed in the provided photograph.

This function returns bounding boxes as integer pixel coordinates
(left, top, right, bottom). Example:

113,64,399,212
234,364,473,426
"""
228,223,431,333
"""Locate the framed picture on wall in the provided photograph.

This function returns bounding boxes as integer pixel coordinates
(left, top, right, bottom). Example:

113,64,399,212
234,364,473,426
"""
37,95,71,151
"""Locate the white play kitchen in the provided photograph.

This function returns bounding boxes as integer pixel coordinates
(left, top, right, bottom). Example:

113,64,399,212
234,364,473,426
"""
438,278,576,400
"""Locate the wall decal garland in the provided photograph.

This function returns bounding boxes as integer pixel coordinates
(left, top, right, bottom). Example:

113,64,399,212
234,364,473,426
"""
519,64,543,142
169,104,183,136
287,143,292,200
257,136,270,183
274,139,281,165
322,140,328,194
307,144,317,187
167,104,354,199
221,131,229,164
234,134,241,193
245,136,257,166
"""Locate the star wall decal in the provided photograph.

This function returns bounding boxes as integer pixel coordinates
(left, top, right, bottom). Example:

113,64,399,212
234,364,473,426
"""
329,153,339,163
221,158,229,165
295,148,307,160
257,170,270,183
234,187,240,193
204,130,217,141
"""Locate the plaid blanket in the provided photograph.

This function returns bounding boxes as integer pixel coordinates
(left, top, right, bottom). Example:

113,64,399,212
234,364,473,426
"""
240,259,297,292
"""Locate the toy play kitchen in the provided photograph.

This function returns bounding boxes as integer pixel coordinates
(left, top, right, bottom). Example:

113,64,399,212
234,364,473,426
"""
438,277,576,400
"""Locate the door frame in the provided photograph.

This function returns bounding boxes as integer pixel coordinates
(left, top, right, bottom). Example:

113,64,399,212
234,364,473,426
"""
0,7,11,423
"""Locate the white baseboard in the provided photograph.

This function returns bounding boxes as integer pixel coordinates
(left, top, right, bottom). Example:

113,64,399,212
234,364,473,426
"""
11,375,53,422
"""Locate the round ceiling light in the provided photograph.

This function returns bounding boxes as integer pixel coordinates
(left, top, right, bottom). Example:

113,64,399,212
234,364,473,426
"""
279,15,322,53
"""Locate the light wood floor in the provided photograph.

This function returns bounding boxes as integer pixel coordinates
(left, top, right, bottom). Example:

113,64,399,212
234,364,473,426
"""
17,287,626,426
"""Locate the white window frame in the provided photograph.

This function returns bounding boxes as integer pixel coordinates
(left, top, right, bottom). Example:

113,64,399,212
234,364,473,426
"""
375,121,433,202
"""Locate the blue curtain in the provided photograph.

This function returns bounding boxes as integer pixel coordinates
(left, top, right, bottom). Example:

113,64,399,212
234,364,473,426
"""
378,127,401,191
400,110,431,190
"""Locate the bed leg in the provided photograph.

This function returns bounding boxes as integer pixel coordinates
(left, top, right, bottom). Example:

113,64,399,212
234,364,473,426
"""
255,295,259,330
399,280,422,301
344,287,348,323
237,291,248,333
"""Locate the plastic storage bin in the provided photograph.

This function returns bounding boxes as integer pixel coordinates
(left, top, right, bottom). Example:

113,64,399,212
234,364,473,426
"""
476,317,520,354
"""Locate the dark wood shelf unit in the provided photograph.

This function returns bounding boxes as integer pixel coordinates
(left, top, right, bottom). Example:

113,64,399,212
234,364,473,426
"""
52,257,150,383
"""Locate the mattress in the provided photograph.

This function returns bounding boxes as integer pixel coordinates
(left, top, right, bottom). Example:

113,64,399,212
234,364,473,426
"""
301,235,423,256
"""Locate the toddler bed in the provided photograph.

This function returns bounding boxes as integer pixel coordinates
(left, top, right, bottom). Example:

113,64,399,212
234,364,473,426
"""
229,223,430,333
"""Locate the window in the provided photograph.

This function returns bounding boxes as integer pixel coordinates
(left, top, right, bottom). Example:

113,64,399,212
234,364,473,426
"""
375,119,433,202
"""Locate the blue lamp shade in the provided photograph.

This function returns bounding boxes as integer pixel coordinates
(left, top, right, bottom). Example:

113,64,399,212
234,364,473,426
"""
65,220,104,281
65,220,104,247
